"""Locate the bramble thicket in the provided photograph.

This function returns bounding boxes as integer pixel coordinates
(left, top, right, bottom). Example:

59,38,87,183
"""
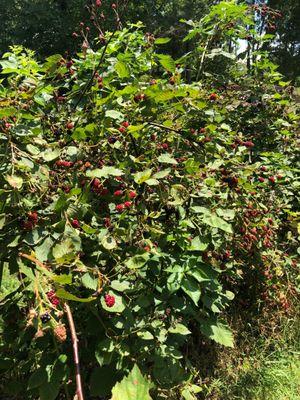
0,1,299,399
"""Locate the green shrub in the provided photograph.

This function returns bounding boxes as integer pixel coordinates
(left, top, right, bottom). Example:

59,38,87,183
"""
0,2,299,399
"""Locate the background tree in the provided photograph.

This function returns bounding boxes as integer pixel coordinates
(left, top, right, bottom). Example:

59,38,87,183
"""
267,0,300,83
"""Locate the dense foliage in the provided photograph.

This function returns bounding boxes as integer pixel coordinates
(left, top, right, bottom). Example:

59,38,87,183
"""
0,0,299,83
0,1,299,399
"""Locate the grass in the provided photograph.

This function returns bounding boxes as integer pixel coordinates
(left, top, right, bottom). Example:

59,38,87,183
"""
202,308,300,400
206,350,300,400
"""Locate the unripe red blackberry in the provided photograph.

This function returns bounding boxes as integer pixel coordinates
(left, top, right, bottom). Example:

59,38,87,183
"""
116,204,125,212
71,219,80,229
129,190,137,199
104,294,115,307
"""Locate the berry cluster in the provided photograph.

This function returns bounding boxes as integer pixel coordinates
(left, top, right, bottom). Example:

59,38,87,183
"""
104,294,115,307
55,160,74,168
21,211,38,231
47,290,60,307
40,312,51,324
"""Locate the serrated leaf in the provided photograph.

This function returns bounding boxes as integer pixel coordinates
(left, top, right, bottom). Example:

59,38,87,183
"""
125,254,149,269
81,273,97,290
153,168,171,179
6,175,23,189
39,383,60,400
202,214,233,233
105,110,124,120
188,236,208,251
102,235,117,250
133,169,152,184
52,239,77,263
87,166,124,178
111,280,131,292
169,323,191,335
154,37,171,45
188,264,217,282
28,368,48,389
158,153,178,164
145,178,159,186
52,274,72,284
41,149,60,162
111,364,153,400
115,60,130,78
56,288,95,303
137,330,154,340
200,319,234,347
34,237,54,262
156,54,176,73
181,276,200,305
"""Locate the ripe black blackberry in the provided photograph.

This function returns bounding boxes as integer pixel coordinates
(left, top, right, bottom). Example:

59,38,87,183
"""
40,312,51,324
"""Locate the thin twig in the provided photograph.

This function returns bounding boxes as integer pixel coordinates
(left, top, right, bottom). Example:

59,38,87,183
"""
71,28,118,113
64,303,85,400
19,252,49,270
147,121,181,133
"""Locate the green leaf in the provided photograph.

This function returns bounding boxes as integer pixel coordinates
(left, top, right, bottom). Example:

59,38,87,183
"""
52,239,77,263
5,175,23,189
115,60,130,78
133,169,152,184
90,366,118,397
100,292,125,313
105,110,124,120
125,254,149,269
41,149,60,162
154,37,171,45
137,330,154,340
200,319,234,347
111,280,131,292
188,264,217,283
157,153,178,164
188,237,208,251
81,273,97,291
102,235,117,250
87,166,124,178
190,206,208,214
169,184,188,206
28,368,48,389
111,364,154,400
35,237,54,262
0,213,6,229
145,178,159,186
184,158,200,174
156,54,176,73
202,214,233,234
56,288,95,303
169,323,191,335
0,107,17,117
181,276,200,305
153,168,171,179
52,274,72,284
39,382,60,400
